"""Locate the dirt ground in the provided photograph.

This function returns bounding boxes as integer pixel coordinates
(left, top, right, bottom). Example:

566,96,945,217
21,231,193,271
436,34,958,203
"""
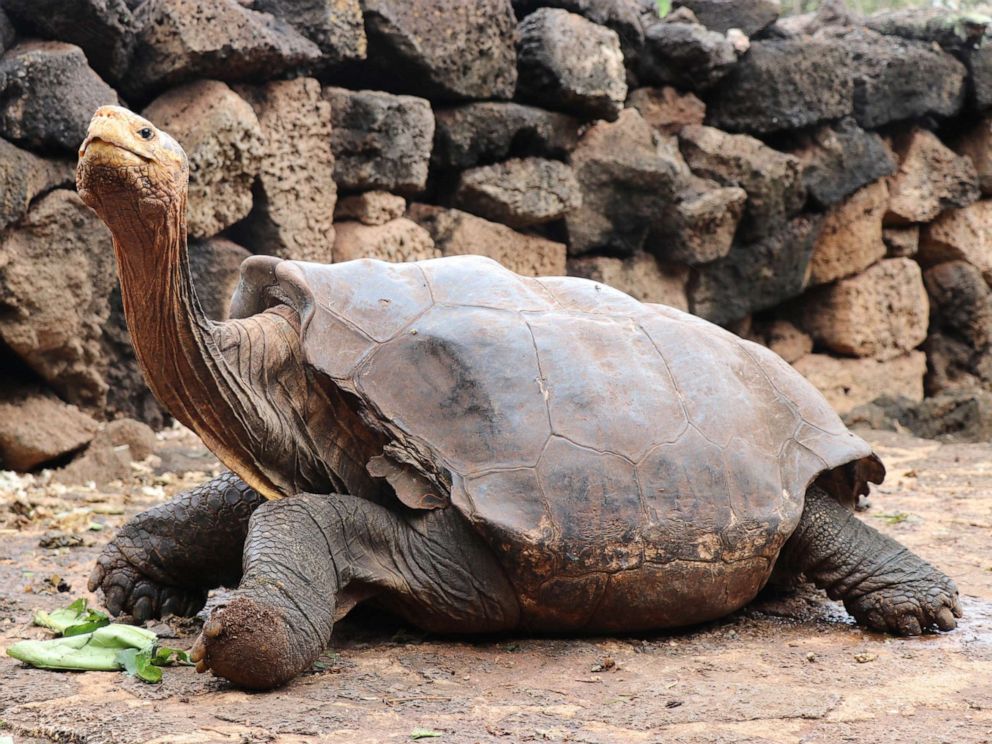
1,427,991,744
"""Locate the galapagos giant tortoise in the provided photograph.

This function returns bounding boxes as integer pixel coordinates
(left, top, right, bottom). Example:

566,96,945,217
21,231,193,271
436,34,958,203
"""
75,106,961,690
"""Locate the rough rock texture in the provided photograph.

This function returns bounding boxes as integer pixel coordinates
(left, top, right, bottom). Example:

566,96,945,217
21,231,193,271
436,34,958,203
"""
362,0,517,101
885,128,980,225
638,18,737,91
0,8,15,55
799,258,929,361
0,41,118,153
252,0,366,64
808,180,888,286
0,190,115,411
234,77,335,261
333,218,438,263
971,40,992,112
567,253,689,310
0,381,98,471
649,176,746,265
566,109,684,256
793,351,927,415
751,319,813,364
920,201,992,286
432,102,579,170
188,237,252,321
324,87,434,195
679,124,805,242
844,390,992,444
0,139,73,231
452,157,581,227
705,39,854,134
511,0,646,72
842,29,966,129
689,215,822,325
923,260,992,396
1,0,135,82
672,0,779,36
789,118,897,209
627,86,706,135
335,192,406,226
408,204,566,276
953,118,992,196
143,80,263,239
515,8,627,121
884,226,919,258
128,0,321,96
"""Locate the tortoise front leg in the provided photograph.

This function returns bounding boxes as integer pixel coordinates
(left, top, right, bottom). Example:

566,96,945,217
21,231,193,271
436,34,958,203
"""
189,494,519,690
778,486,962,635
88,472,265,621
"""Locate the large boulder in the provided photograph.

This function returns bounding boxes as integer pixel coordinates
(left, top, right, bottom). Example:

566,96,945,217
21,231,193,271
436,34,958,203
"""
688,215,821,325
567,252,689,310
234,77,336,261
970,39,992,112
807,180,888,286
452,158,581,228
361,0,517,101
1,0,135,82
0,138,73,232
648,176,746,265
252,0,366,64
885,128,979,225
0,380,99,471
511,0,647,73
919,201,992,286
793,351,926,415
127,0,320,97
324,87,434,195
788,117,896,209
565,109,685,256
923,260,992,396
638,17,737,91
515,8,627,121
798,258,929,361
704,38,854,134
841,29,966,129
0,190,115,411
143,80,264,239
626,86,706,135
678,124,804,242
0,41,118,153
408,204,566,276
333,218,438,263
671,0,779,36
432,102,579,170
188,237,252,322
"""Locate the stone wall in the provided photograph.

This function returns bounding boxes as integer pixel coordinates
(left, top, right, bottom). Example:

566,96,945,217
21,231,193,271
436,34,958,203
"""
1,0,992,470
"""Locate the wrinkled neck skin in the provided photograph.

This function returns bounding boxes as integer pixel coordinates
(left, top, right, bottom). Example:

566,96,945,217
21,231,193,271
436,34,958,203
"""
104,192,373,501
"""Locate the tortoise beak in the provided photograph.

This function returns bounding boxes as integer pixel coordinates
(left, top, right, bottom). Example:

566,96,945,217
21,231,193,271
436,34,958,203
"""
79,106,151,165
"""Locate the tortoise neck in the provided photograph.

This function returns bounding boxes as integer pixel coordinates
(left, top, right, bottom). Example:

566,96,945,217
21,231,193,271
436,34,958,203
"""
110,194,282,497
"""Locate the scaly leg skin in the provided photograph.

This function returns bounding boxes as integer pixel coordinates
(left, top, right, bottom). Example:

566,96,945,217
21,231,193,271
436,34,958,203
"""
779,486,963,635
88,472,265,622
189,493,520,690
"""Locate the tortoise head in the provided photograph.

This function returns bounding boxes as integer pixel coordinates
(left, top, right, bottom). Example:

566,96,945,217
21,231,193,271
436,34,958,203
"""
76,105,189,229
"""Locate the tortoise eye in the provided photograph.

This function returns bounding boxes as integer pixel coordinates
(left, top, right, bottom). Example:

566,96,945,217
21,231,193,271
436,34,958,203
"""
137,127,154,140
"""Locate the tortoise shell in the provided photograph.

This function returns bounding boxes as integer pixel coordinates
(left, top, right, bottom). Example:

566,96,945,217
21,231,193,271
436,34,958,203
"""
231,254,883,630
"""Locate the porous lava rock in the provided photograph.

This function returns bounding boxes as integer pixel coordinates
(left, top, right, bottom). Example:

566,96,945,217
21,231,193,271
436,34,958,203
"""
252,0,366,64
808,180,888,286
672,0,779,36
333,218,438,263
0,138,73,231
567,252,689,310
452,158,581,228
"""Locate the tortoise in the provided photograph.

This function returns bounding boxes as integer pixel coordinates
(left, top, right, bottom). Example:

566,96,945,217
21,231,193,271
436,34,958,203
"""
75,106,962,691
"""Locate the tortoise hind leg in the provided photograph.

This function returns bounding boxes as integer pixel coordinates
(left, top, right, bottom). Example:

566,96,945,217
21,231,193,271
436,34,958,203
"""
88,472,265,622
777,486,962,635
189,494,519,690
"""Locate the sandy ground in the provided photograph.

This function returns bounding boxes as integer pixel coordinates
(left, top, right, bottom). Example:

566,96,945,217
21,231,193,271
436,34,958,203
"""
1,427,991,744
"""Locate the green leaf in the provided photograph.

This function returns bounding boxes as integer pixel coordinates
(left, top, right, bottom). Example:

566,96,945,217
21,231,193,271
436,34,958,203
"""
116,648,163,683
410,729,442,740
7,623,156,672
33,598,109,636
151,645,193,667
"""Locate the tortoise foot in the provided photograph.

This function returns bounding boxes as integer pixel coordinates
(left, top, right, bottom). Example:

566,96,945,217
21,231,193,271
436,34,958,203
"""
88,542,207,622
844,570,963,636
189,593,310,690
